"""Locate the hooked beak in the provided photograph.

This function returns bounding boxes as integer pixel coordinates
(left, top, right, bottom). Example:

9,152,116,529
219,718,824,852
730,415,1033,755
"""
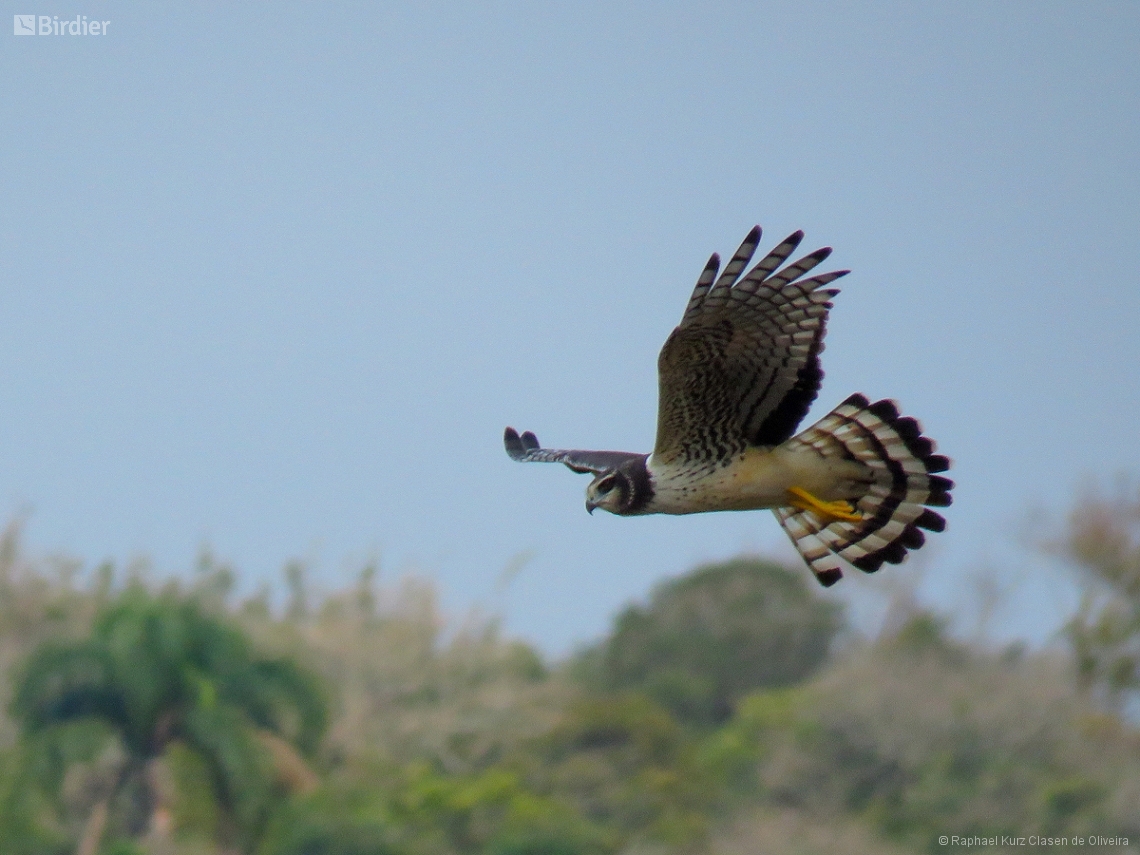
585,498,597,515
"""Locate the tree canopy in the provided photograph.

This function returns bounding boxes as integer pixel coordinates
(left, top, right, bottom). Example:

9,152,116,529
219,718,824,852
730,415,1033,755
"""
0,506,1138,855
10,587,326,853
592,557,841,724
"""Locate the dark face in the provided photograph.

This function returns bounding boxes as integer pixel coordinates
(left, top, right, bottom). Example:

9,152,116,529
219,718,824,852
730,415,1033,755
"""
585,469,629,515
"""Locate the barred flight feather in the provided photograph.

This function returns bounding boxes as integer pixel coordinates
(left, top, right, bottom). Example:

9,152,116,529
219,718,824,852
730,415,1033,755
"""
740,230,804,287
773,393,953,587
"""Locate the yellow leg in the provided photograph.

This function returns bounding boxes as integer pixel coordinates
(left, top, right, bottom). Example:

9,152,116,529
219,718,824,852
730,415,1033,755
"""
787,486,863,524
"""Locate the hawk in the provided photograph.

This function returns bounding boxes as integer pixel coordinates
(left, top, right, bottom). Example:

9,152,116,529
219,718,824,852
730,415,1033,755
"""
504,226,952,586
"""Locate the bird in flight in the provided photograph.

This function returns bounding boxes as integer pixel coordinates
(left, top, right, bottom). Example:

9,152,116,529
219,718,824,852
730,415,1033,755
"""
504,226,952,586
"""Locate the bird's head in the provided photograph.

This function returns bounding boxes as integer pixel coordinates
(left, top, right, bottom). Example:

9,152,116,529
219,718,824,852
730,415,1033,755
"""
585,469,631,515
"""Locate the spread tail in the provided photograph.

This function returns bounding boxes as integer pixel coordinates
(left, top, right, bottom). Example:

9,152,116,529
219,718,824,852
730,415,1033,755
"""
775,393,952,586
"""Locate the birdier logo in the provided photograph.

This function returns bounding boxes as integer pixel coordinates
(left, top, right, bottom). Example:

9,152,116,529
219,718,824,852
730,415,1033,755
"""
13,14,110,35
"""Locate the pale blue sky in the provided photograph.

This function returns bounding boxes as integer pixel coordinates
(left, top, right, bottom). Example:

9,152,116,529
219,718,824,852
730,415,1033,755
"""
2,2,1138,652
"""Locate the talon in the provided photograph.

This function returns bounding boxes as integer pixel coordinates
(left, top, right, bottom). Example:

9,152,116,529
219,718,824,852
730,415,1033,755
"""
787,486,863,524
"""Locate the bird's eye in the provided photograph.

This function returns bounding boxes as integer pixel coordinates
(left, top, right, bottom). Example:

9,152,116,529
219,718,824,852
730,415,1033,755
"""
597,476,615,494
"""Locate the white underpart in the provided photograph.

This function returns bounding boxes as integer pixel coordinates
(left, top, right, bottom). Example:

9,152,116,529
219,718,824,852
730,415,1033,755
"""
644,445,868,515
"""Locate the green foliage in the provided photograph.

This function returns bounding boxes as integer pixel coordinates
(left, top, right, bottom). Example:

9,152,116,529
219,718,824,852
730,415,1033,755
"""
8,586,328,852
1,522,1140,855
485,839,600,855
0,715,123,854
13,590,326,758
0,744,71,855
1052,481,1140,708
101,842,145,855
164,742,223,840
590,557,841,725
386,764,612,855
257,792,402,855
525,693,713,850
713,643,1140,850
888,613,958,658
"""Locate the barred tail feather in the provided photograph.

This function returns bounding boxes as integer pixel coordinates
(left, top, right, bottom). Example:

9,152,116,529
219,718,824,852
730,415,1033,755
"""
774,393,952,587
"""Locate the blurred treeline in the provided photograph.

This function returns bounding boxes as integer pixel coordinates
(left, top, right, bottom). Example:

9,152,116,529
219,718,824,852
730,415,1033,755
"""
1,483,1139,855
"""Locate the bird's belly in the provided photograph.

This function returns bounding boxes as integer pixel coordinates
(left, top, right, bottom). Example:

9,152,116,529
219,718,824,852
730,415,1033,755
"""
647,446,859,515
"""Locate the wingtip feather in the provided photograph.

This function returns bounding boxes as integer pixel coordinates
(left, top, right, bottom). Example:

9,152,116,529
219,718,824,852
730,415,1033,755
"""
504,427,524,459
504,427,540,460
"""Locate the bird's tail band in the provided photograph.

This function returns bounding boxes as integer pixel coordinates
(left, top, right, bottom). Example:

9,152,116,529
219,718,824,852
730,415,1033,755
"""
775,393,952,586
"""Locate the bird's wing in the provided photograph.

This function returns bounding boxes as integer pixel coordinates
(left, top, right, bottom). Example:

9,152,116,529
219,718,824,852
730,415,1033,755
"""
653,226,848,465
504,427,642,475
